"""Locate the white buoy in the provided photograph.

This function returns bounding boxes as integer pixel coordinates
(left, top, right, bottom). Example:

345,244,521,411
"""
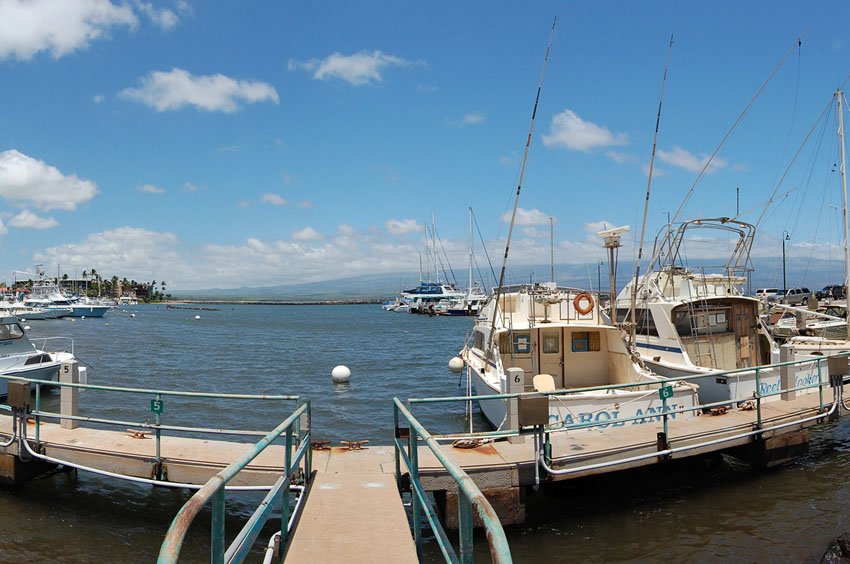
130,313,136,318
194,315,201,320
448,356,465,373
332,365,351,384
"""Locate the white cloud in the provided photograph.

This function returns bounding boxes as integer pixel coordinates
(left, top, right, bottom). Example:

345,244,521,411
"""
289,50,411,86
133,1,179,31
0,219,6,235
461,113,485,126
297,200,315,208
641,163,667,177
657,146,727,173
501,207,551,226
262,193,287,206
606,151,637,164
34,227,181,280
93,94,105,103
120,68,279,112
292,226,323,241
138,183,165,194
183,181,205,192
0,0,137,60
385,218,422,235
542,109,628,151
0,150,98,211
337,224,355,236
8,209,58,229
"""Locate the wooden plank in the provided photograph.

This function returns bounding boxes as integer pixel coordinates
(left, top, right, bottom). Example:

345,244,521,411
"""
285,471,417,563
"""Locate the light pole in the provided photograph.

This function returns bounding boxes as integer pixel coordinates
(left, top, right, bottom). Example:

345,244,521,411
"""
782,230,791,294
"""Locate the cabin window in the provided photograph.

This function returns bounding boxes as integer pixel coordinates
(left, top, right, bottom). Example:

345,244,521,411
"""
572,331,600,353
673,308,731,336
473,331,485,351
542,331,560,354
0,323,24,340
500,332,532,355
616,308,659,336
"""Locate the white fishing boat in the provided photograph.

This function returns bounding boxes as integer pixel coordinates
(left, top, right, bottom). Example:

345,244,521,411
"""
25,280,112,318
0,300,70,320
0,315,75,396
456,283,699,429
611,218,812,405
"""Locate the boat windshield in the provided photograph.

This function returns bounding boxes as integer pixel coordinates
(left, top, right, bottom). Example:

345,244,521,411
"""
0,322,24,340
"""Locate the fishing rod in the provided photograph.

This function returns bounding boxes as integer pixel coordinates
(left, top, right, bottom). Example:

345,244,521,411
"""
629,33,673,347
487,16,557,356
647,34,805,274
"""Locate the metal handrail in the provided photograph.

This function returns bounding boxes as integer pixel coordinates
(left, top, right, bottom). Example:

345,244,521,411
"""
393,398,512,564
0,372,301,483
158,399,311,564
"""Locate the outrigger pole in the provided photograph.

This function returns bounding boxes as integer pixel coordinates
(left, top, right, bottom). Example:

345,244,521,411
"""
487,17,557,357
629,34,673,347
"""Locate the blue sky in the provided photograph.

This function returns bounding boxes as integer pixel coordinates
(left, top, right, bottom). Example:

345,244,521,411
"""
1,0,849,290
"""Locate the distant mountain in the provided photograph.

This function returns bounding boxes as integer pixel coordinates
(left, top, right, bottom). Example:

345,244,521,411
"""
171,258,847,301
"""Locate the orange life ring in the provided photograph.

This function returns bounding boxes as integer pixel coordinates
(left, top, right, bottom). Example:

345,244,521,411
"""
573,292,594,315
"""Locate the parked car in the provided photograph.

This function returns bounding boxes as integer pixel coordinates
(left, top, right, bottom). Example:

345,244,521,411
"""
815,284,846,300
755,288,782,302
782,287,812,305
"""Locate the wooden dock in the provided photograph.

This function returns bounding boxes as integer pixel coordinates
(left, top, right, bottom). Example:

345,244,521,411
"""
0,385,843,559
284,446,417,563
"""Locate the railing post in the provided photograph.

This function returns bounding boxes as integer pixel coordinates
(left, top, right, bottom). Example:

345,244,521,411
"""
154,393,163,479
281,426,293,548
34,383,41,446
818,358,825,409
211,488,225,564
754,367,762,429
393,401,401,492
458,492,473,564
305,400,312,478
409,428,422,559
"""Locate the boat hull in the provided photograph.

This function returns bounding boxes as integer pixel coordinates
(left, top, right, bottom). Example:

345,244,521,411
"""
469,366,698,431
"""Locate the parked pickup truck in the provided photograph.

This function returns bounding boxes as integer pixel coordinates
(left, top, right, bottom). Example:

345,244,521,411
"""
815,284,846,300
782,287,812,305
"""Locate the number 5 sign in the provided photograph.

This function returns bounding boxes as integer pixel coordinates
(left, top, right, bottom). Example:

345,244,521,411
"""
150,398,164,414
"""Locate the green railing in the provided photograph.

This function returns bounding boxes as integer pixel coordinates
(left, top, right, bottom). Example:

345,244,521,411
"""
0,370,300,483
393,398,512,564
404,352,847,481
158,399,311,563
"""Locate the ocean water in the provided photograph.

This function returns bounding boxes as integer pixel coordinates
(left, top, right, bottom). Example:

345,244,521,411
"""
1,304,849,562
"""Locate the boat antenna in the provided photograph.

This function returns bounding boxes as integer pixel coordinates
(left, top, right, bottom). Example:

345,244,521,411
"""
487,17,557,356
549,216,555,283
629,33,673,346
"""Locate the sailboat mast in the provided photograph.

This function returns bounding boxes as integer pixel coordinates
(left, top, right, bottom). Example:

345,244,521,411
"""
487,17,556,355
836,89,850,340
468,207,473,291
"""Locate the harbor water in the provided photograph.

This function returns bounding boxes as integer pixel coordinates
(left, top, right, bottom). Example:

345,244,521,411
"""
2,304,849,562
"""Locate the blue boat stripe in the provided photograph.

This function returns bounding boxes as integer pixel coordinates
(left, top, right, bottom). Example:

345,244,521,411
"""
635,342,683,353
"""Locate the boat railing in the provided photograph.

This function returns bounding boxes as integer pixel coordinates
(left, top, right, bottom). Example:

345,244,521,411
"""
393,397,512,564
29,335,74,354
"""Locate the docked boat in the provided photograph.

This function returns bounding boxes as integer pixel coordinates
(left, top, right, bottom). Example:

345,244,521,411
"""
444,284,488,316
0,315,75,396
0,300,70,320
399,281,464,315
614,218,798,405
24,280,112,318
457,283,699,430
